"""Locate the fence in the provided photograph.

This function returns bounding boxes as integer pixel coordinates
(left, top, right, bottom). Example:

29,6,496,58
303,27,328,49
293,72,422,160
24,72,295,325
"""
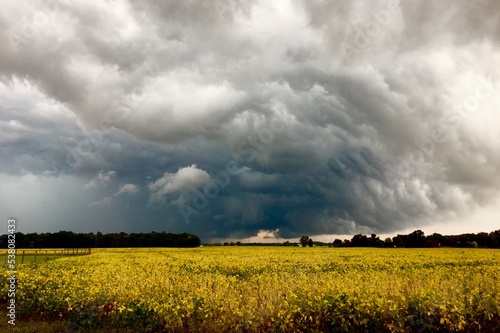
2,248,92,264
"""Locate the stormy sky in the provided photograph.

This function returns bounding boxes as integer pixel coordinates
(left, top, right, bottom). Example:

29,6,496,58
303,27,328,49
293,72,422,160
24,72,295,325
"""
1,0,499,242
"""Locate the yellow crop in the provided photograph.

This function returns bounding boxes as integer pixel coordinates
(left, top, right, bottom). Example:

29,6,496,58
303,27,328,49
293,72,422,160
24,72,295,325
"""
1,247,499,332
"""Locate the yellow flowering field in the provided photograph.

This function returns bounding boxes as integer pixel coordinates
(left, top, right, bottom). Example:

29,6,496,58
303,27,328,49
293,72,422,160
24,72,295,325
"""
2,247,499,332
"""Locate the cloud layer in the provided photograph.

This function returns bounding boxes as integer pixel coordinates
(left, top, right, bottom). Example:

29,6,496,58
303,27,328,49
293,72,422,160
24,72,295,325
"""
1,0,499,240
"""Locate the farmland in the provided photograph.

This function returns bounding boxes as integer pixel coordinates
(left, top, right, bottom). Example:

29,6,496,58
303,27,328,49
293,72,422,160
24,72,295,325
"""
1,247,499,332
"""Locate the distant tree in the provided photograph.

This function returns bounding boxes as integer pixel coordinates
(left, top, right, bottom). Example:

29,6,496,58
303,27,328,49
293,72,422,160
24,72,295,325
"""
392,236,405,248
307,238,314,247
430,233,443,242
370,234,383,247
351,234,369,247
32,233,46,248
299,236,309,247
474,232,490,247
488,230,500,248
333,239,343,247
407,230,426,247
425,239,440,248
468,240,478,248
384,237,393,247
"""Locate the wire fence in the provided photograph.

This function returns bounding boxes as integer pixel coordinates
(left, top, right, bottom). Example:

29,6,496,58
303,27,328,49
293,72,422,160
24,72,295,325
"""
2,248,92,264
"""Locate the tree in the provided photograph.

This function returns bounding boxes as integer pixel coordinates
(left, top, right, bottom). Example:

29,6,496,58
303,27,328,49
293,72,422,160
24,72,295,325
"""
351,234,369,247
370,233,381,247
333,239,343,247
307,238,314,247
407,230,426,247
392,236,405,248
299,236,309,247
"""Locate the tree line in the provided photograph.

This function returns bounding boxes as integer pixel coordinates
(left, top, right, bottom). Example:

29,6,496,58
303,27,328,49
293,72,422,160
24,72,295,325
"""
211,230,500,248
330,229,500,248
0,231,201,248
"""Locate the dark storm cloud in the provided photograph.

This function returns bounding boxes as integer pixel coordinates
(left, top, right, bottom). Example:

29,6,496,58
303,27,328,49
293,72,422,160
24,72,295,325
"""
1,0,499,240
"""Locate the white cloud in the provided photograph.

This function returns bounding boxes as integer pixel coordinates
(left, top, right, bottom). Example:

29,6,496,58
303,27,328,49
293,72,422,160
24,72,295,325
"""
84,170,117,189
215,229,282,244
115,183,139,196
42,170,58,177
148,164,213,206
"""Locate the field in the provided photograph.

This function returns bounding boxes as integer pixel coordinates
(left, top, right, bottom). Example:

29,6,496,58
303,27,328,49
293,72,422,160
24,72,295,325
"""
1,247,499,332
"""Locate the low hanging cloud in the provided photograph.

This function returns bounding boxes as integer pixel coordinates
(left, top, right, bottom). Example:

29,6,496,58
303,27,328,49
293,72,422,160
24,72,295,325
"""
83,170,117,190
1,0,500,240
89,196,113,208
115,183,139,196
148,165,214,206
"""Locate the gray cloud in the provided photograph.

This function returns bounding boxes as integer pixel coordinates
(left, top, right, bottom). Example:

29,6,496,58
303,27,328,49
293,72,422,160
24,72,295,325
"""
1,0,500,240
84,170,117,190
89,196,113,208
115,183,140,196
